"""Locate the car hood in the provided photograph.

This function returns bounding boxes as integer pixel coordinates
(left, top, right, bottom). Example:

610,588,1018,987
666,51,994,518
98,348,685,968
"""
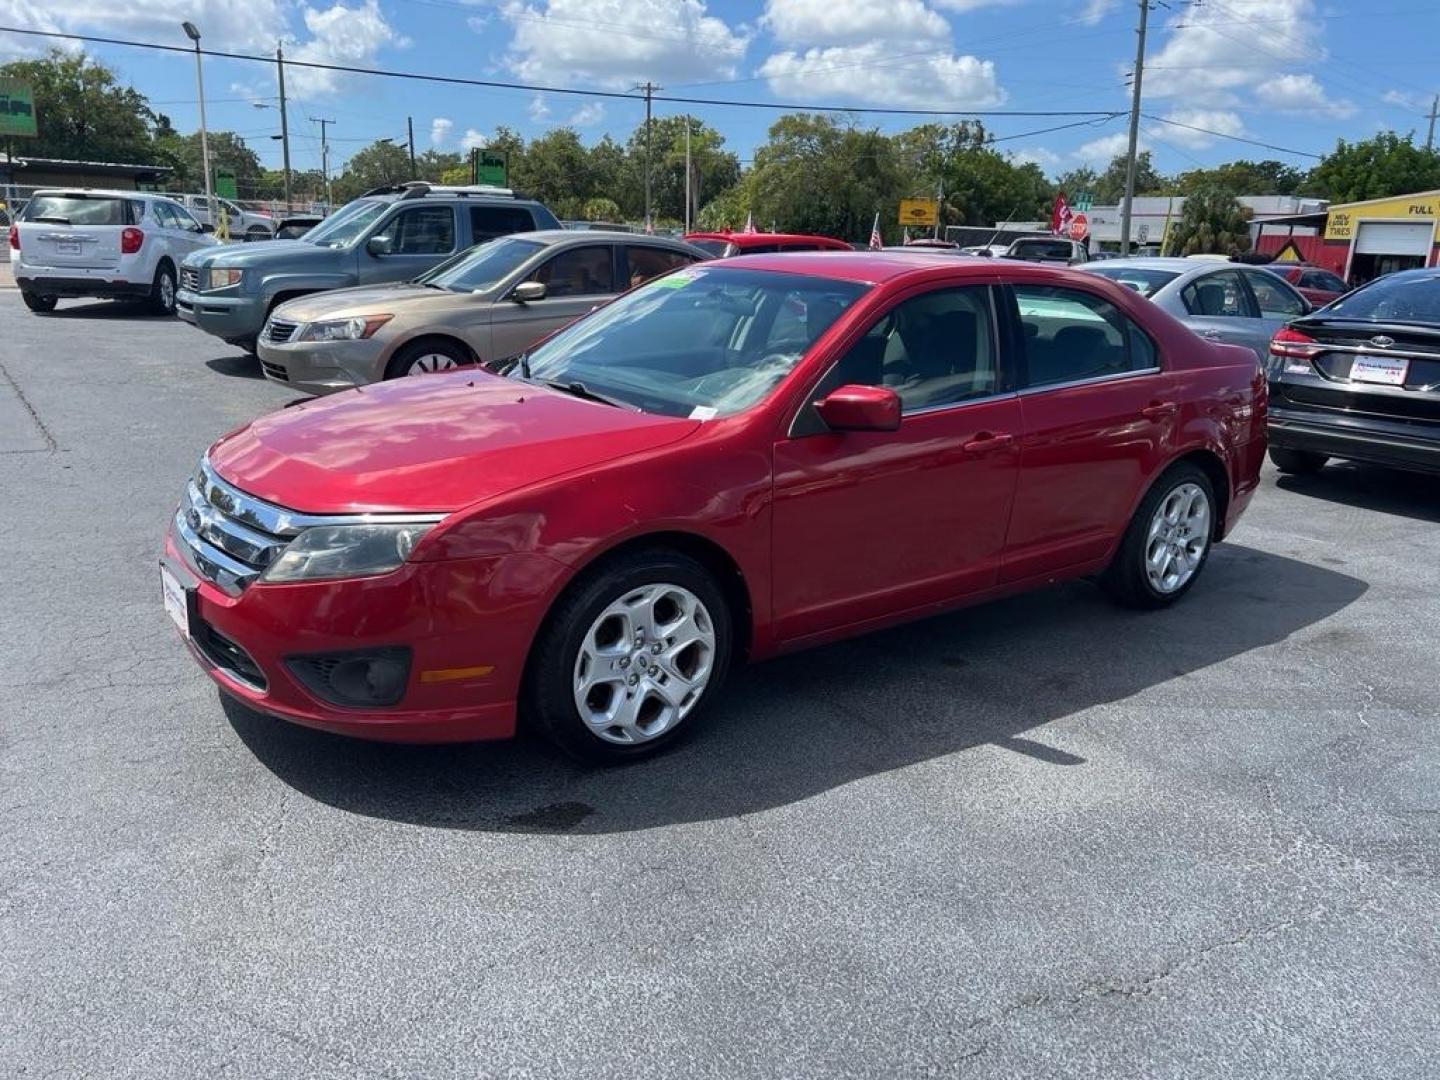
274,283,467,322
207,371,700,514
183,239,342,270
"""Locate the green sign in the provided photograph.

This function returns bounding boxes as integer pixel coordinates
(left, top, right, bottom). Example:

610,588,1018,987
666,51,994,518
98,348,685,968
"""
214,170,238,200
0,78,38,139
1073,191,1094,212
470,148,508,187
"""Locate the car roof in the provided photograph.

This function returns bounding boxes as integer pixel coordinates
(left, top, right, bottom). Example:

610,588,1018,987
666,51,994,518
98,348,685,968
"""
716,250,1090,285
501,229,706,253
32,188,146,198
686,231,849,247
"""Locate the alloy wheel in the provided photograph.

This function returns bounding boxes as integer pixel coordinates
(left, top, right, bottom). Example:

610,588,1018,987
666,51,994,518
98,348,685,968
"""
406,352,462,375
1145,482,1211,594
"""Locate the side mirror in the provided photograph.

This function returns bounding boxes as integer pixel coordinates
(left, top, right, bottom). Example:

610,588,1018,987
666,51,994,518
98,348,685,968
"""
511,280,547,303
814,384,901,433
200,222,215,234
366,234,393,257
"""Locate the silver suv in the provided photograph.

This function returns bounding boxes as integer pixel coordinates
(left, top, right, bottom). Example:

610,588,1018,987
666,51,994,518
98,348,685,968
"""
176,183,560,352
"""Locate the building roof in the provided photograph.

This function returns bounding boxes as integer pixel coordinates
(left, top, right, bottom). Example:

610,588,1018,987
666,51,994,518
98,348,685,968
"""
0,154,172,180
1325,188,1440,212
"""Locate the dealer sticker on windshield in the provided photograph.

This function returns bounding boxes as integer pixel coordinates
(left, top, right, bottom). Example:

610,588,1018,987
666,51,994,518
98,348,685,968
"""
1351,354,1407,386
651,269,701,289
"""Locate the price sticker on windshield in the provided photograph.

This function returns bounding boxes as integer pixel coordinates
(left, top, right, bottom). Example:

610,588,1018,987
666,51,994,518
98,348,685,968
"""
651,270,701,289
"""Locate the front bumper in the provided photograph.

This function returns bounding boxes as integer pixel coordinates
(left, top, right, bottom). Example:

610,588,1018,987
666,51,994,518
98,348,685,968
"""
256,335,387,395
1269,405,1440,475
163,525,570,743
175,287,265,344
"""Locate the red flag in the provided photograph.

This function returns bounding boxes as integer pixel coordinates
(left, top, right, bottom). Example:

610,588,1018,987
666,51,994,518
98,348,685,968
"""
1050,192,1073,237
868,212,882,251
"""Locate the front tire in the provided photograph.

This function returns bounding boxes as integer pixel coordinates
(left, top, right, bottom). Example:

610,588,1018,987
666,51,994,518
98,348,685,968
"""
1102,463,1216,610
384,339,472,380
150,262,177,315
523,549,733,763
21,290,57,313
1269,447,1327,475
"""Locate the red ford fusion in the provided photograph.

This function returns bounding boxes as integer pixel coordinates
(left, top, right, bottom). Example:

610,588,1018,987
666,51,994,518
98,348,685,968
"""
162,253,1266,761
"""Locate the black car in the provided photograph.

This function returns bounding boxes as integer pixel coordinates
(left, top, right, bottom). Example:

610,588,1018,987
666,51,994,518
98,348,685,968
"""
1266,268,1440,476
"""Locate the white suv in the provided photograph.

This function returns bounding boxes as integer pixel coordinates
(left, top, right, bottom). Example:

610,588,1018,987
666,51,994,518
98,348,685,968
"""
9,189,218,315
178,194,275,241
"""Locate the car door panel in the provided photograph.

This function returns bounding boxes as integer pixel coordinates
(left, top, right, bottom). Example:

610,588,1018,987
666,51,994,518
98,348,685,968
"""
358,205,459,285
491,244,616,360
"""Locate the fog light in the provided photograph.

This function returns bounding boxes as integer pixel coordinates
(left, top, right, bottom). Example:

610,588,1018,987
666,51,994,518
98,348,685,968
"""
286,647,412,708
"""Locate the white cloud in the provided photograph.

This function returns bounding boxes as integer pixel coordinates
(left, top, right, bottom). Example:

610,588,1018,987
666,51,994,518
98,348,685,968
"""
1077,0,1115,25
1074,131,1135,164
527,94,551,121
461,128,489,151
763,0,946,46
1255,73,1355,118
760,44,1004,108
1382,89,1416,109
931,0,1020,9
430,117,454,147
502,0,749,88
1154,108,1245,150
569,101,606,126
286,0,406,98
1008,146,1060,169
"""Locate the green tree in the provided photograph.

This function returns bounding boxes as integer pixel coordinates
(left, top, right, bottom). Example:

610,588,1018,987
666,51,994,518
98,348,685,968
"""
1165,188,1252,256
695,184,749,231
153,129,264,194
332,140,413,201
0,50,156,163
415,149,464,182
621,116,740,223
1302,132,1440,203
1094,151,1166,204
514,128,593,218
1054,165,1099,200
581,196,622,221
1173,159,1305,196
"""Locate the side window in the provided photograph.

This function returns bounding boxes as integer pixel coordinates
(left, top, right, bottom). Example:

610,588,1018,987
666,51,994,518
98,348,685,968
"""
530,245,614,296
1181,270,1254,318
386,206,456,254
816,287,998,414
1014,284,1145,388
1243,270,1306,317
151,201,178,229
171,204,201,231
622,245,694,289
470,205,538,241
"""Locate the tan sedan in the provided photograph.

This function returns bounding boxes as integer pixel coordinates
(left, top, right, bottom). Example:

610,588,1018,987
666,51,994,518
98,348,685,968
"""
256,230,706,395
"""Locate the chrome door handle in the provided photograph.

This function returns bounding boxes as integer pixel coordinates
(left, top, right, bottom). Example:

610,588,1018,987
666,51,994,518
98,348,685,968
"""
962,432,1015,454
1200,328,1222,341
1141,401,1177,420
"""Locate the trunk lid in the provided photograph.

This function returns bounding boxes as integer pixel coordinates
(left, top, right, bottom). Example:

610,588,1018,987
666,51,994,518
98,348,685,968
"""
1277,319,1440,423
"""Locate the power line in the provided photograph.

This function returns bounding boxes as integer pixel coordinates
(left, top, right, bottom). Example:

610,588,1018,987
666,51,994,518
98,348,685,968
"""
1142,113,1323,158
0,25,1122,119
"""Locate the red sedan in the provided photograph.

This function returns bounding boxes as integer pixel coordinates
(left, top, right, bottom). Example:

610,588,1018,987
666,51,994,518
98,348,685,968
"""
163,253,1266,761
1265,264,1349,307
685,231,852,257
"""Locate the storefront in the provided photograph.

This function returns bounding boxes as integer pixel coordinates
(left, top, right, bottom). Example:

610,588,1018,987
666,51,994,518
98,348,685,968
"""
1322,190,1439,285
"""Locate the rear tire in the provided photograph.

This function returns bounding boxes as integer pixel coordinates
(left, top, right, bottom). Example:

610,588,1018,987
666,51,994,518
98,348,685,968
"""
21,290,57,313
384,339,472,380
150,262,177,315
1102,462,1216,610
523,549,733,763
1269,447,1327,475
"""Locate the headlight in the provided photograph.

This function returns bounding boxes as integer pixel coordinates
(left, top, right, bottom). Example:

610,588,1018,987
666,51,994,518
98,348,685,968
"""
261,523,434,583
206,267,243,290
298,315,392,342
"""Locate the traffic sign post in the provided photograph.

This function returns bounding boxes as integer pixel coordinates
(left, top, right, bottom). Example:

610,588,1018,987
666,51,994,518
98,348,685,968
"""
1072,191,1093,213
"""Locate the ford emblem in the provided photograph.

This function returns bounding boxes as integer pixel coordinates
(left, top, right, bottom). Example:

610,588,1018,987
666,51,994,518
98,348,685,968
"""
1369,335,1395,348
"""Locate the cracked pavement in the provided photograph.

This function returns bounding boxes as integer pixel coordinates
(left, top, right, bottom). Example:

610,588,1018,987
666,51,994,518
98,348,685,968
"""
2,294,1438,1078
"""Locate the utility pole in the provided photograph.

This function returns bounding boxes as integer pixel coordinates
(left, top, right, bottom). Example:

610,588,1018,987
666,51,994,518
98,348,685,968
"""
1426,94,1439,153
684,115,692,233
1120,0,1150,255
407,115,417,177
310,117,335,210
634,81,660,230
276,43,292,211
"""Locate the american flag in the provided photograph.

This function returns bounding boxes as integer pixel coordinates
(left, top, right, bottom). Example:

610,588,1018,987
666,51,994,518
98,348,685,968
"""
868,212,882,251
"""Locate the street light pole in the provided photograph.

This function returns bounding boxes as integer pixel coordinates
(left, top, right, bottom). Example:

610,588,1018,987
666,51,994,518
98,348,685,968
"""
182,22,214,222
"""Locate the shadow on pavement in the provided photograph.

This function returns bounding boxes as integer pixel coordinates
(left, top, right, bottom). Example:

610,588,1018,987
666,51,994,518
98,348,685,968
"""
39,299,167,320
226,543,1366,834
204,355,265,380
1276,462,1440,525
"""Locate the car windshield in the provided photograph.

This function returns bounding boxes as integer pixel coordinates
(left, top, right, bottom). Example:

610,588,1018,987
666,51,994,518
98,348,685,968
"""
524,266,868,418
1083,266,1180,297
1317,272,1440,323
417,236,546,291
302,200,388,248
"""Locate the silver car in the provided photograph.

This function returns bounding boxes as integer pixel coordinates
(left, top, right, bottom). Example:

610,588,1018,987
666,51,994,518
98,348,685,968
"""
257,230,707,394
1079,257,1310,361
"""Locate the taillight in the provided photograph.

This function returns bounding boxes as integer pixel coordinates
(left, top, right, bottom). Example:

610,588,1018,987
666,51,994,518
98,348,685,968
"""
1269,326,1321,359
6,224,17,251
121,227,144,254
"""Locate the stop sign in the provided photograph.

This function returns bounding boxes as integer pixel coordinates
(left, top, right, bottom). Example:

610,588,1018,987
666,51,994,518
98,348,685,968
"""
1069,212,1089,242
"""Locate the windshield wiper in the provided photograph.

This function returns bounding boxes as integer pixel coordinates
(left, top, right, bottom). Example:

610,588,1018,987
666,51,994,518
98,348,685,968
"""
33,215,70,224
539,378,636,410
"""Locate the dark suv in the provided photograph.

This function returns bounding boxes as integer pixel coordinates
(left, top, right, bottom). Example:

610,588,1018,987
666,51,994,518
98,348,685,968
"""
1267,268,1440,476
176,183,560,351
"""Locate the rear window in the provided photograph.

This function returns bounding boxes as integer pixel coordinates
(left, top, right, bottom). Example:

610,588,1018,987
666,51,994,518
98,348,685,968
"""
1010,240,1073,259
688,239,733,257
24,195,137,226
1084,266,1180,298
1320,273,1440,323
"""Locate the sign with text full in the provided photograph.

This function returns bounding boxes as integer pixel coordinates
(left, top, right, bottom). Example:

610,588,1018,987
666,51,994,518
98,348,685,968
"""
214,170,238,200
899,198,938,228
471,148,509,187
1069,213,1089,242
0,78,38,139
1325,193,1438,241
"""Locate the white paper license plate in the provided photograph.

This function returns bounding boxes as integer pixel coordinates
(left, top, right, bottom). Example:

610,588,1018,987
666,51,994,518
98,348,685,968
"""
1351,354,1408,386
54,239,82,255
161,565,190,638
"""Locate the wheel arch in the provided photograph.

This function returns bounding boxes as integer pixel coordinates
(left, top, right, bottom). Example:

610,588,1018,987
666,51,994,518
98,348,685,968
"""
383,333,480,378
1168,447,1231,540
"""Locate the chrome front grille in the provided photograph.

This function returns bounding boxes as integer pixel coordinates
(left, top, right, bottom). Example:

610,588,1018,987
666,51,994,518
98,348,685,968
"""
265,318,299,344
180,265,201,293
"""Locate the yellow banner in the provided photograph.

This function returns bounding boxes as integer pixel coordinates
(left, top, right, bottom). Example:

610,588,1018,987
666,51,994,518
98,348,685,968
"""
899,198,938,228
1325,193,1438,241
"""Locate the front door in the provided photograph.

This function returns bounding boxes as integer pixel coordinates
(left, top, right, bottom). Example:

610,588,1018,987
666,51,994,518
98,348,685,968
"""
357,204,459,285
771,284,1021,642
490,244,618,360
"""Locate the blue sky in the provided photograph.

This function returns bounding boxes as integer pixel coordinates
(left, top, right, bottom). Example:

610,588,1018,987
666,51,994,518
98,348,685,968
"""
2,0,1437,184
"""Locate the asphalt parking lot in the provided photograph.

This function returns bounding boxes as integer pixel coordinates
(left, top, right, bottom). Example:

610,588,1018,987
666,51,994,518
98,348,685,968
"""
2,292,1438,1079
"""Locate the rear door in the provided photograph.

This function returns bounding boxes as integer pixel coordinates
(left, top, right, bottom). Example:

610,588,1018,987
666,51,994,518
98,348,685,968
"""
618,243,700,290
163,201,211,258
490,243,618,359
18,192,134,270
1239,268,1309,349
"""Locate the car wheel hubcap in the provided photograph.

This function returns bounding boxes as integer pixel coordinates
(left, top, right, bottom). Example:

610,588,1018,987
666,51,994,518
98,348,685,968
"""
407,352,460,375
573,583,716,745
161,275,175,309
1145,482,1210,594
